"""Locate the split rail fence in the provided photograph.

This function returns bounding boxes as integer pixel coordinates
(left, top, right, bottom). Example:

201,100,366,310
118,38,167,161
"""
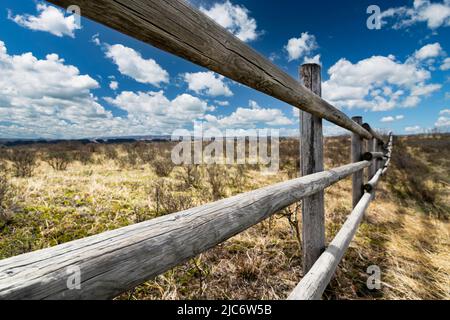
0,0,394,300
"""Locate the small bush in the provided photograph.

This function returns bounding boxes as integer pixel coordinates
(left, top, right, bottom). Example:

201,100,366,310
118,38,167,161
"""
0,164,13,224
180,164,202,189
134,142,157,163
45,150,73,171
103,145,119,160
152,157,175,177
74,148,93,165
153,179,195,215
7,149,37,177
206,165,228,201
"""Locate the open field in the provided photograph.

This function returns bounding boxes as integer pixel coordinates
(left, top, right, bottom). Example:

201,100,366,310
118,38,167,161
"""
0,134,449,300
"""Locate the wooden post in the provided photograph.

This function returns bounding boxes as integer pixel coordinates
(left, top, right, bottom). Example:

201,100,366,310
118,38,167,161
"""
299,63,325,274
370,138,377,178
351,117,364,208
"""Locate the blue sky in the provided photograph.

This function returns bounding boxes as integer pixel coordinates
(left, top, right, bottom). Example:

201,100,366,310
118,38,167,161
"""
0,0,449,139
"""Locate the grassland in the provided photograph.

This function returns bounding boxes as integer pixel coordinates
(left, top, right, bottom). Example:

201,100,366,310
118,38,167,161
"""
0,134,449,300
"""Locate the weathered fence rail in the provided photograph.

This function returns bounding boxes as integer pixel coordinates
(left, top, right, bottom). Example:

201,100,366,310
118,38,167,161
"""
0,161,371,300
0,0,395,300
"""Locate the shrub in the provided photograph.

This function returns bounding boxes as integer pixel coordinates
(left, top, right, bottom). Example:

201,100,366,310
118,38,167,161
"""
45,150,73,171
134,142,157,163
180,164,202,189
103,145,119,160
7,148,37,177
0,164,13,225
152,157,175,177
153,179,195,215
206,164,227,201
74,148,93,165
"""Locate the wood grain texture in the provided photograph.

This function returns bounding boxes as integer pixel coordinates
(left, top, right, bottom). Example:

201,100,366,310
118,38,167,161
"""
0,161,370,300
300,64,325,274
46,0,371,139
287,191,376,300
369,138,378,178
351,117,364,208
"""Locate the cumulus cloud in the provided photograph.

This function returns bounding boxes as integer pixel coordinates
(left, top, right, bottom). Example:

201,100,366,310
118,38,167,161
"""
380,0,450,30
105,44,169,86
285,32,318,62
0,40,115,138
303,54,322,65
215,100,230,106
405,125,422,133
109,81,119,91
105,91,213,122
0,40,219,139
8,3,81,38
414,43,444,60
183,71,233,97
200,0,260,42
204,100,292,129
322,48,441,111
436,109,450,128
381,115,404,122
441,57,450,70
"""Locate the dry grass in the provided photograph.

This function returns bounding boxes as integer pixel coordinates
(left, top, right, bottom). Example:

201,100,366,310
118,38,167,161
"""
0,134,448,300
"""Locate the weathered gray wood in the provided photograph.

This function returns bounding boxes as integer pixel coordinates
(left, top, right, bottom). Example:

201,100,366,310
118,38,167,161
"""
369,138,378,178
362,152,385,161
300,63,325,274
362,123,385,145
351,116,364,208
46,0,371,139
0,161,370,300
287,190,376,300
364,169,383,192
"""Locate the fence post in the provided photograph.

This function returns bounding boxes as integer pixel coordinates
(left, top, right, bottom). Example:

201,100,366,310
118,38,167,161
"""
370,138,377,178
299,63,325,274
351,116,364,208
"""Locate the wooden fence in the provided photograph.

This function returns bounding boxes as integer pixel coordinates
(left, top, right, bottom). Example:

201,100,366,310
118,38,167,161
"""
0,0,394,300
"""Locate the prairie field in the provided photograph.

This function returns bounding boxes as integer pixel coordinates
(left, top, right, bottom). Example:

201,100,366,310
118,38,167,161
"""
0,134,449,300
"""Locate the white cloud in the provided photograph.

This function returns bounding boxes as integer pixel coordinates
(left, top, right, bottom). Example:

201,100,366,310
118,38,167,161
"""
414,43,444,60
381,116,395,123
381,115,404,122
8,4,80,38
0,40,217,139
215,100,230,106
200,1,260,42
304,54,322,65
183,71,233,97
435,116,450,127
380,0,450,30
285,32,318,62
109,81,119,91
204,100,292,129
441,57,450,70
105,44,169,86
322,52,441,111
405,125,422,133
105,90,213,122
436,109,450,128
91,33,101,46
0,40,115,138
